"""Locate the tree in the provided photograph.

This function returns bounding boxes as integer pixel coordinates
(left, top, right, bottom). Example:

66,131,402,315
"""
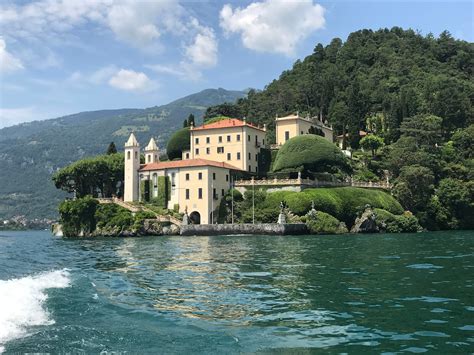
187,114,195,127
360,134,384,156
166,128,190,160
393,165,435,214
399,114,443,150
183,119,188,128
106,142,117,155
52,153,124,198
436,178,474,229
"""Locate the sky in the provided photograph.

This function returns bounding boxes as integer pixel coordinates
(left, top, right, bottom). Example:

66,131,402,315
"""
0,0,472,129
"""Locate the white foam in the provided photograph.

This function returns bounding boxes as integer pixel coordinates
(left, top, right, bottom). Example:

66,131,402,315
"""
0,269,71,352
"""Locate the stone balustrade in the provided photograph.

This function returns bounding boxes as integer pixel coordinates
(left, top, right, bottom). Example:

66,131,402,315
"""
234,177,392,190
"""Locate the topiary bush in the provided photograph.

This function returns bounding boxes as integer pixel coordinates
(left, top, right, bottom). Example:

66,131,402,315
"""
166,127,190,160
272,135,351,173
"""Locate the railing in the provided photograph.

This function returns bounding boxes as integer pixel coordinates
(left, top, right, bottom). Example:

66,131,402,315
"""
234,177,392,190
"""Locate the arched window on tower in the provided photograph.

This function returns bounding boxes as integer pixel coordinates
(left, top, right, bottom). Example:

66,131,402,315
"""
127,151,131,160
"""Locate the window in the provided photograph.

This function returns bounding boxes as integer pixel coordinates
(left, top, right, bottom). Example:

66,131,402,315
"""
185,189,190,199
206,137,210,144
213,172,216,180
198,172,202,180
206,147,210,154
195,137,199,144
248,153,251,160
154,154,158,161
227,153,231,160
127,151,130,160
227,135,231,142
226,174,229,182
185,152,189,159
248,134,250,142
217,147,224,154
153,174,158,197
263,139,265,146
195,148,199,155
285,131,290,141
147,155,151,163
218,136,222,143
248,165,251,172
221,189,225,197
213,188,217,199
255,166,258,172
237,152,241,160
171,173,176,187
134,151,138,159
255,154,258,162
237,134,241,141
198,188,202,199
185,173,190,181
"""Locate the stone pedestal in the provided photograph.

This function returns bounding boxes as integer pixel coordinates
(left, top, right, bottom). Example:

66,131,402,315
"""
277,212,286,225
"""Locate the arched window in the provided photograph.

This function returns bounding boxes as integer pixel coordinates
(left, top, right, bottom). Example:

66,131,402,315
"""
134,151,138,160
127,151,131,160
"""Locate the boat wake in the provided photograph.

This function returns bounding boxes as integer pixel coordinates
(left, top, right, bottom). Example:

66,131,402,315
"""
0,269,71,353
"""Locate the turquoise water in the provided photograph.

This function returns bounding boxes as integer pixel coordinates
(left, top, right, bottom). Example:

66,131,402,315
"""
0,231,473,353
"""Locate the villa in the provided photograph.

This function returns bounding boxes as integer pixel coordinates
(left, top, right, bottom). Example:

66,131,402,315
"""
124,114,337,224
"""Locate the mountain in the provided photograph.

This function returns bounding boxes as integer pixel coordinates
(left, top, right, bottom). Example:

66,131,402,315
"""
0,88,246,219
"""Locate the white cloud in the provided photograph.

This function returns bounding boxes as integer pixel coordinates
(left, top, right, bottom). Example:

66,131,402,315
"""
220,0,325,56
0,38,23,74
185,28,218,68
108,69,152,91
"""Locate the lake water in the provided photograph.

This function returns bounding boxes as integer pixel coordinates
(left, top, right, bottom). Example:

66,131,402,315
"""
0,230,473,353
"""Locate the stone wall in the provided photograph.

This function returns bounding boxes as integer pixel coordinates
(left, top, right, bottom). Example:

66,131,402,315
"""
180,223,308,236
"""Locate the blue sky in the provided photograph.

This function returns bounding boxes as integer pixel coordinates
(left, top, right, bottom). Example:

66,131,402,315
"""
0,0,472,128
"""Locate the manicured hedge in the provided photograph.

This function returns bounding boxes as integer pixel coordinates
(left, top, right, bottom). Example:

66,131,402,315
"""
259,187,403,227
166,127,190,160
272,135,350,173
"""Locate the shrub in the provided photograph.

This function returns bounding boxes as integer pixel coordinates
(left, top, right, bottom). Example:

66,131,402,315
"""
305,210,348,234
374,208,421,233
166,127,190,160
272,135,351,173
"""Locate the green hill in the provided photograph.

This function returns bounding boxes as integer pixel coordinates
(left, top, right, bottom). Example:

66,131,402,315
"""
0,88,246,219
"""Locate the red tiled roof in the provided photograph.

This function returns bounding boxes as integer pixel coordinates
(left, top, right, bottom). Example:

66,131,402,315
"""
192,118,265,131
139,158,243,172
337,130,368,138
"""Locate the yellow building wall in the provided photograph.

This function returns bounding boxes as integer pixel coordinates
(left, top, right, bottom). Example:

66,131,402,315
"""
141,165,231,224
276,118,333,145
276,120,300,146
189,126,266,173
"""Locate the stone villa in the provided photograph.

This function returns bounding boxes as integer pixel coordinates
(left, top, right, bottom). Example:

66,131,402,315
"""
124,114,334,224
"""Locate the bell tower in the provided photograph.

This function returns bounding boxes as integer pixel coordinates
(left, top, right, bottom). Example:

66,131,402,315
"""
124,133,140,202
144,137,160,164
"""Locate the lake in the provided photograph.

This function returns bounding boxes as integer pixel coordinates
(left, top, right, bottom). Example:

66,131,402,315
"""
0,230,473,353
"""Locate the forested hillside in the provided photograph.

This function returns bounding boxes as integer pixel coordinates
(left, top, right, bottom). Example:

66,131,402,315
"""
206,28,473,230
0,88,245,219
207,28,472,141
